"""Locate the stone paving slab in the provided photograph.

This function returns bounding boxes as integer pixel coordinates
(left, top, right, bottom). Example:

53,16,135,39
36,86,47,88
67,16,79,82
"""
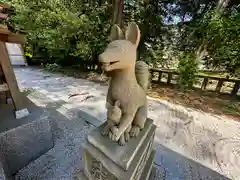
13,67,240,179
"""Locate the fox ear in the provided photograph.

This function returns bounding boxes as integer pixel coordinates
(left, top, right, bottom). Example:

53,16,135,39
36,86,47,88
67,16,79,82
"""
125,22,140,47
109,24,124,41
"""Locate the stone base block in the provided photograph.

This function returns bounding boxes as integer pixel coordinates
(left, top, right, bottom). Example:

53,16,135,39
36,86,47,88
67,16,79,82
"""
75,151,155,180
15,108,29,119
80,119,156,180
74,171,88,180
0,119,54,178
140,151,155,180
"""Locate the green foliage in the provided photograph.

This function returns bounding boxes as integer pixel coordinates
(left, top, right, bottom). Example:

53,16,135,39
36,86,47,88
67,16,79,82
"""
124,1,165,65
22,88,36,95
202,8,240,74
177,53,198,89
223,103,240,116
3,0,111,67
44,63,61,72
1,0,240,74
176,2,240,75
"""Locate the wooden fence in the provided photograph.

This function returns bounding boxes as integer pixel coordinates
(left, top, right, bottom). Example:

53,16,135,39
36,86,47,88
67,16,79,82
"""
150,68,240,96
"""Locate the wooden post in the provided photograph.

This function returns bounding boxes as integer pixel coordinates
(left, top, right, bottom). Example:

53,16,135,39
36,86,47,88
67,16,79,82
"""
149,69,153,82
0,42,29,117
157,71,162,82
167,72,172,84
201,77,208,90
112,0,124,26
0,2,29,118
0,65,3,78
231,81,240,96
215,79,224,93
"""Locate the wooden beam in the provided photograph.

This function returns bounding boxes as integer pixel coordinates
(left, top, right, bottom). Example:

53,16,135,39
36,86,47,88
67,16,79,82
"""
0,4,10,9
0,83,9,92
0,28,10,35
0,32,25,44
0,24,8,29
7,33,26,44
0,41,25,111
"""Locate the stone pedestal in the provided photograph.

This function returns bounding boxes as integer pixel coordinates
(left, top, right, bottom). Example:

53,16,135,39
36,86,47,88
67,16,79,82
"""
77,119,156,180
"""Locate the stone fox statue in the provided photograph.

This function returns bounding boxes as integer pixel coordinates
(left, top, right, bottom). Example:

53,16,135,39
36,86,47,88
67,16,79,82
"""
99,22,149,143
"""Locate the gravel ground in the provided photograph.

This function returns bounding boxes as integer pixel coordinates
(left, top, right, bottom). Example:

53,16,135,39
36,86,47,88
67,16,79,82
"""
14,94,95,180
13,67,240,180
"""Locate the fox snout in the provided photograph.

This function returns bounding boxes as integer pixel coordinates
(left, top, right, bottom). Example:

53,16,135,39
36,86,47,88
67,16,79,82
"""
99,53,110,71
99,53,108,64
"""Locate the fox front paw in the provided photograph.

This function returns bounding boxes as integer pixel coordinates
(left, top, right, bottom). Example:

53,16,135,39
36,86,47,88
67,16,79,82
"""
102,128,110,136
130,125,140,137
109,126,121,141
119,135,126,146
124,132,130,142
102,124,110,136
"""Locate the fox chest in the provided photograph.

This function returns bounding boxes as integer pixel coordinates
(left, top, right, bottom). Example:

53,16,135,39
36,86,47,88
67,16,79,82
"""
109,84,134,101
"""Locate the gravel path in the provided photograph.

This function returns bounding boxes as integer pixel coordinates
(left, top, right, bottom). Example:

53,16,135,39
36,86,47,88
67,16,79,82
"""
14,67,240,180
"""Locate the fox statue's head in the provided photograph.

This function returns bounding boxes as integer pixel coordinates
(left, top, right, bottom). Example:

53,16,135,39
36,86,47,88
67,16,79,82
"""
99,22,140,72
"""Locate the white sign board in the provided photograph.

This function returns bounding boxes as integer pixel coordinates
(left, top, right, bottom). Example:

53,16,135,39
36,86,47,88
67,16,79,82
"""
5,43,26,66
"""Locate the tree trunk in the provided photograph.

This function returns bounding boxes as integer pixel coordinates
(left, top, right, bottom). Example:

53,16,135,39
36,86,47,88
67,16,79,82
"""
112,0,124,26
216,0,231,13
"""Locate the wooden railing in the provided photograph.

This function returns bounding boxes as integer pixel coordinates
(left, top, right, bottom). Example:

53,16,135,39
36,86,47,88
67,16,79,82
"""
150,68,240,96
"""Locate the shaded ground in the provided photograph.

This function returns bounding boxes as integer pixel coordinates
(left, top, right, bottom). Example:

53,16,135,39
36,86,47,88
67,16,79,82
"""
149,83,240,121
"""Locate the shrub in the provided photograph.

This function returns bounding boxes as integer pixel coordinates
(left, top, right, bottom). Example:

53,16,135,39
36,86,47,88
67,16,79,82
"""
177,53,198,89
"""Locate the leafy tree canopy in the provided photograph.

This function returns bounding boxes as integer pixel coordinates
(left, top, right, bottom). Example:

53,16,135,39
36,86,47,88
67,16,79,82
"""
1,0,239,76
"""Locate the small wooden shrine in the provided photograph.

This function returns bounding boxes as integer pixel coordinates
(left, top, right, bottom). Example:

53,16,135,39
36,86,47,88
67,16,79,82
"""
0,3,29,119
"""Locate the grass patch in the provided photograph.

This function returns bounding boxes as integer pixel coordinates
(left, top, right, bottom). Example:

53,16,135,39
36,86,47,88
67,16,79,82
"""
41,63,62,73
222,103,240,117
22,88,36,95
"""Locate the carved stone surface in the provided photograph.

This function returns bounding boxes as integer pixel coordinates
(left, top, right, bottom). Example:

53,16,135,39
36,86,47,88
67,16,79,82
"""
80,119,156,180
139,151,155,180
133,137,153,180
99,22,149,144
